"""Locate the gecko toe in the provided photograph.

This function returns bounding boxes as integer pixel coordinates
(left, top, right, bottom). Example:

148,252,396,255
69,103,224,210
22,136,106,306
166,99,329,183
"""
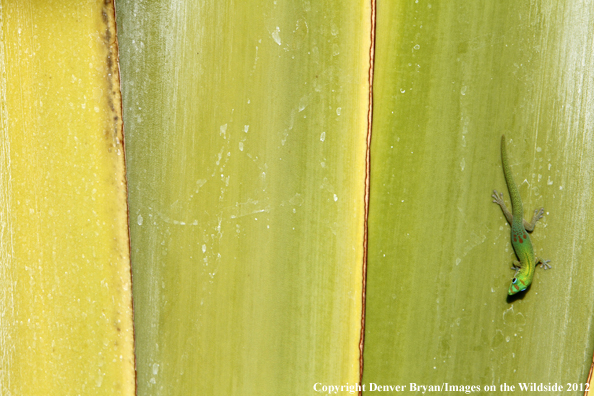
492,191,504,204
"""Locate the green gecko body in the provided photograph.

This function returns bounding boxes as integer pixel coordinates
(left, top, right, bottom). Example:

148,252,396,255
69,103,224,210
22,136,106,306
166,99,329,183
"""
492,135,551,295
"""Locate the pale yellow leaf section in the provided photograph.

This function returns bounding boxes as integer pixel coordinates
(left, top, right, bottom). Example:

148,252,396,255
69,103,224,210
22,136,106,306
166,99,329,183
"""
0,1,134,395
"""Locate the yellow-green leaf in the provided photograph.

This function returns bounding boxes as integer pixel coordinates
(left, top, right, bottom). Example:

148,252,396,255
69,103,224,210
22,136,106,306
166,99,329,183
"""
116,0,372,394
364,1,594,391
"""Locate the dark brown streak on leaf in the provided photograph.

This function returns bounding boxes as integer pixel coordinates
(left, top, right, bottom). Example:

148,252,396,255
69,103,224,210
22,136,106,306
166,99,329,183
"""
104,1,137,395
360,0,376,394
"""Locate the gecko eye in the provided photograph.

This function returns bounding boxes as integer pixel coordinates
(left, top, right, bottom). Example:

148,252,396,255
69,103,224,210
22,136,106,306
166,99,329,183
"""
512,278,517,284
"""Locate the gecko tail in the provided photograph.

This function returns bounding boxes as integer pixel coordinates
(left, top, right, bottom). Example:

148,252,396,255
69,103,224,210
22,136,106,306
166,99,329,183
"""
500,134,524,220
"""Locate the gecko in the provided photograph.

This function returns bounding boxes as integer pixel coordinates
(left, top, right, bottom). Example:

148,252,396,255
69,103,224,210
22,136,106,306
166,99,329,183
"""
492,135,551,295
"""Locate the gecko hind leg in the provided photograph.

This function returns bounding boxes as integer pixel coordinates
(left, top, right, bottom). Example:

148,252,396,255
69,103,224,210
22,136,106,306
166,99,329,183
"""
524,207,545,233
492,190,513,225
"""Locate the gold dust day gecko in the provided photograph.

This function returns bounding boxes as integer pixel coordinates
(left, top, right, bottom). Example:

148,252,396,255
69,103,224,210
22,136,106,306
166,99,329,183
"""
492,135,551,295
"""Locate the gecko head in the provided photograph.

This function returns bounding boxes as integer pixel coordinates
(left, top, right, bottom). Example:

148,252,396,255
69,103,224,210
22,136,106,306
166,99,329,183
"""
508,274,531,295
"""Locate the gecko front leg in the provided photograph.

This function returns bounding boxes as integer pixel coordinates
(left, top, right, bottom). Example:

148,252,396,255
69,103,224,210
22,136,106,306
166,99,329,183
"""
511,260,521,275
536,257,552,270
